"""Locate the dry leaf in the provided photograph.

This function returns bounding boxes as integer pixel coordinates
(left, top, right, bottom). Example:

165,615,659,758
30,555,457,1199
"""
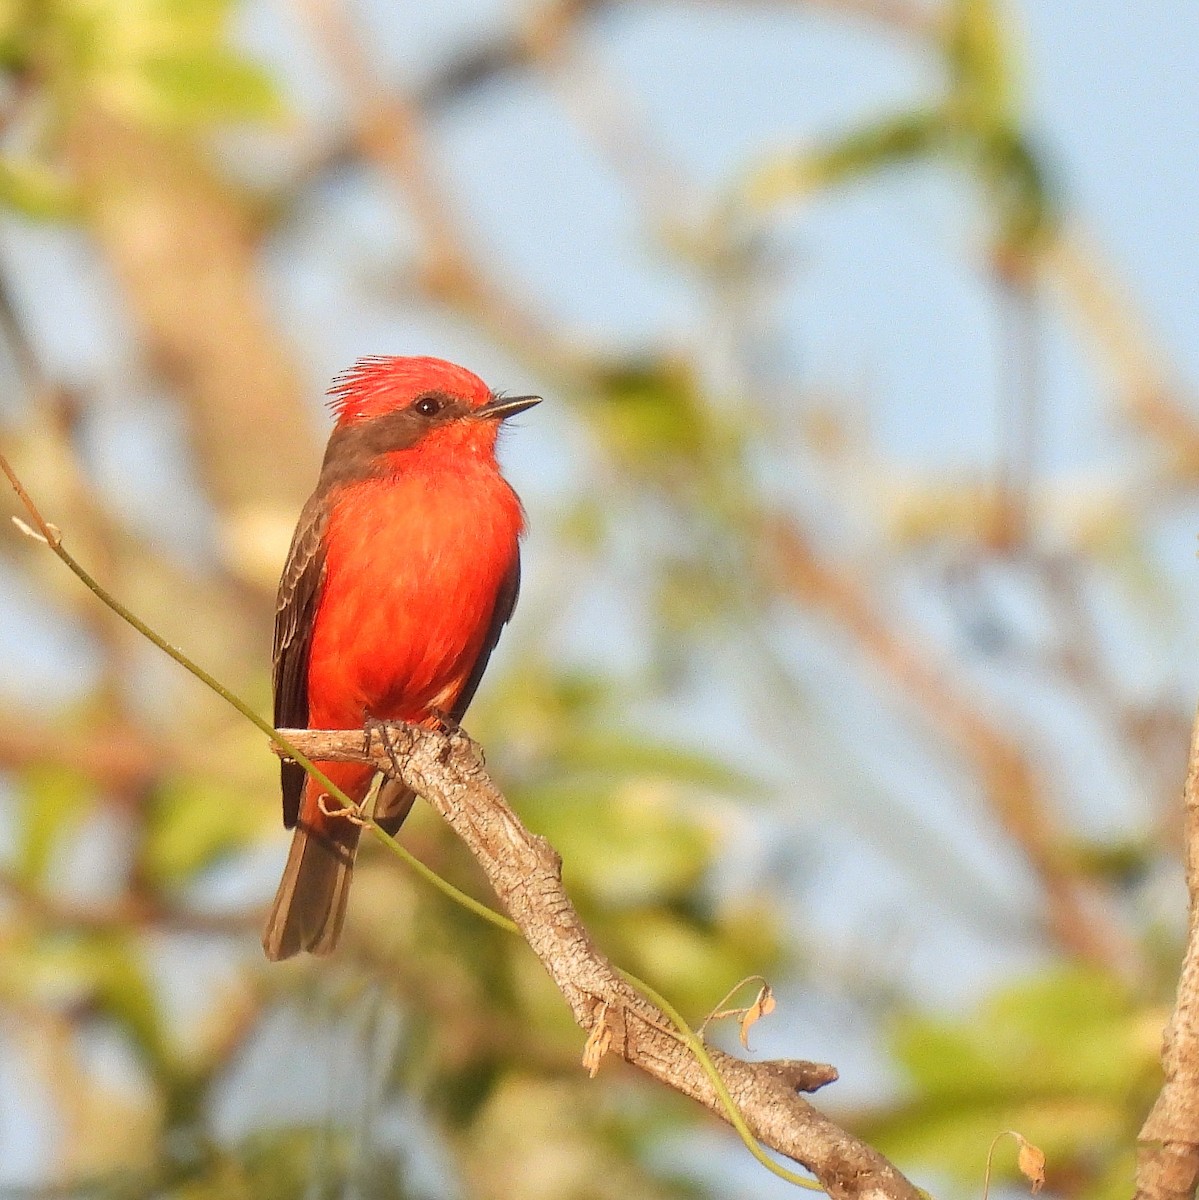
1015,1135,1046,1194
984,1130,1047,1200
11,515,60,546
739,984,776,1049
699,974,775,1044
582,1004,612,1078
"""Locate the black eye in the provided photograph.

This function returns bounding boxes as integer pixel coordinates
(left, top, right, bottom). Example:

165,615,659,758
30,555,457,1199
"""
413,394,444,417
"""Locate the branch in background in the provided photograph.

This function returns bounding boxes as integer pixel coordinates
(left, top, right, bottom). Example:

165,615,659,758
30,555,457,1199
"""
293,0,584,381
0,423,274,741
276,723,922,1200
0,323,269,692
0,867,260,937
1047,230,1199,480
415,0,936,114
1135,704,1199,1200
62,107,317,555
0,719,161,792
762,514,1139,975
414,0,935,115
522,0,697,233
417,0,608,110
731,0,936,35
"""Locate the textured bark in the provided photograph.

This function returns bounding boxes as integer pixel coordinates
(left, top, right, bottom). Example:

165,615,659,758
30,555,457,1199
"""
277,724,923,1200
1136,706,1199,1200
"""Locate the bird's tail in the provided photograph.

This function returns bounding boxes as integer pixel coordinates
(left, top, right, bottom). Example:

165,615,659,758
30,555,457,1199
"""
262,766,370,960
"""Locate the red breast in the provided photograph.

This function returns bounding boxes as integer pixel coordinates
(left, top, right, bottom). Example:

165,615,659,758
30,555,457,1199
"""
308,459,524,728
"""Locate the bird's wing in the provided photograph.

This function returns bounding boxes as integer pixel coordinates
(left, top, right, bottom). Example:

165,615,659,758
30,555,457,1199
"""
273,494,328,829
451,551,522,723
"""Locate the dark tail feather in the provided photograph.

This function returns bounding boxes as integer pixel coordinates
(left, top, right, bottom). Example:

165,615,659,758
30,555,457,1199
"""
373,779,417,836
262,821,360,960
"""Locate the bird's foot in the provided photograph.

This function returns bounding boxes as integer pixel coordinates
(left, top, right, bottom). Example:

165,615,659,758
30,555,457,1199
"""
316,791,368,827
363,714,405,779
362,714,386,756
428,709,477,764
362,712,468,775
427,708,462,736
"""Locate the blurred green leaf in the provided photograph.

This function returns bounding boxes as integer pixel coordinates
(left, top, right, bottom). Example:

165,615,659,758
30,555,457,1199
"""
52,0,281,126
85,930,170,1072
194,1126,416,1200
145,774,263,885
977,127,1056,254
590,358,728,470
486,661,613,724
618,904,778,1011
520,781,713,908
464,1074,696,1200
897,966,1156,1102
745,0,1057,260
549,731,758,796
946,0,1015,131
748,110,948,207
16,763,94,885
0,0,25,60
13,929,171,1076
34,1124,421,1200
862,967,1162,1189
0,156,79,219
1062,835,1154,886
134,50,279,124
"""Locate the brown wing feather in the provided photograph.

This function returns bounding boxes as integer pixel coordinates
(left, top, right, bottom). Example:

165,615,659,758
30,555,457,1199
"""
273,494,328,829
451,552,521,723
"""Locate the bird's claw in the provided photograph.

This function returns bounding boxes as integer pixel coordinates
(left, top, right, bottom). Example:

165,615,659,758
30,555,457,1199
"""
316,791,368,827
361,712,467,776
363,714,405,778
428,708,462,736
362,714,386,757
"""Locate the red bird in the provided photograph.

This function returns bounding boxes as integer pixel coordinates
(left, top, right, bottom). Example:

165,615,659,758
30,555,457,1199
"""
263,356,539,960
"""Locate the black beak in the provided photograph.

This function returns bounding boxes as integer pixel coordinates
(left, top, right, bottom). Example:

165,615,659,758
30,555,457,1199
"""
477,393,542,421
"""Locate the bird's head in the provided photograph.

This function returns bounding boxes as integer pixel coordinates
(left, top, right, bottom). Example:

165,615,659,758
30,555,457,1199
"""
320,356,540,481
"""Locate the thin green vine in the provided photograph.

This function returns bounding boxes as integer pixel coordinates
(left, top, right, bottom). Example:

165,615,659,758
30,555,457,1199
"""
1,449,824,1194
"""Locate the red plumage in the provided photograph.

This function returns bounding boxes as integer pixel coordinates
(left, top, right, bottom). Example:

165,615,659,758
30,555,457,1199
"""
263,356,537,959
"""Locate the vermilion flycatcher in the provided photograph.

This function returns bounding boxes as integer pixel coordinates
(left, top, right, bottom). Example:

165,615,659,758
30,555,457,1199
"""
263,356,539,960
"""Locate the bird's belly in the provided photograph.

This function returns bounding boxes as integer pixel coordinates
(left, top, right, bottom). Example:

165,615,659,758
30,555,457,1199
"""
305,471,519,730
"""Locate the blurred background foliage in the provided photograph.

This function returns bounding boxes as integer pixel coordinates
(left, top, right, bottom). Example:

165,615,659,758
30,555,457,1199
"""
0,0,1194,1197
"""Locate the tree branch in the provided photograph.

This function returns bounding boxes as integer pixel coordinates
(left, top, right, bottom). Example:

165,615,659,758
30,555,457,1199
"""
1135,704,1199,1200
293,0,584,380
762,513,1140,975
275,724,922,1200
